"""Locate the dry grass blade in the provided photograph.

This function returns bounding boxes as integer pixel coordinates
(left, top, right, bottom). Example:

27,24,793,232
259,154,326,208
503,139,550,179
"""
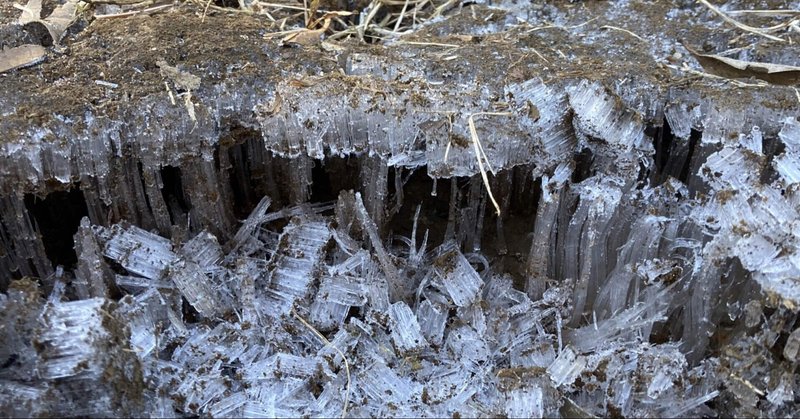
467,112,512,216
698,0,785,42
393,0,411,32
358,0,382,41
292,310,351,418
600,25,644,41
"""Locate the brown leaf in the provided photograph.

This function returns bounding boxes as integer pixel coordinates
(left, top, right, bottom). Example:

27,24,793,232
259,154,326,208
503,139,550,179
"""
42,0,80,44
0,44,46,73
281,18,332,46
307,0,320,28
156,60,201,91
15,0,42,24
685,44,800,85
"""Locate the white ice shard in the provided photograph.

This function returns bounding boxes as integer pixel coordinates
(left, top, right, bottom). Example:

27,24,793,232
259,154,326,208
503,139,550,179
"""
388,301,428,353
265,218,332,314
97,224,177,279
431,241,483,307
547,346,586,387
36,298,111,379
170,257,232,318
505,386,544,419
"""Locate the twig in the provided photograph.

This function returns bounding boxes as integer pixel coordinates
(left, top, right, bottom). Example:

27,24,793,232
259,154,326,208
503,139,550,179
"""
358,1,382,41
443,113,454,163
292,310,351,418
697,0,785,42
467,112,512,216
393,0,411,32
164,81,176,105
202,0,213,23
600,25,645,41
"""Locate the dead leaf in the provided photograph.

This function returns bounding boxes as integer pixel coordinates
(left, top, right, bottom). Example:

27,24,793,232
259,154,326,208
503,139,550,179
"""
307,0,320,28
42,0,80,44
15,0,42,24
15,0,79,45
0,44,47,73
156,60,201,91
685,44,800,85
262,93,282,116
287,18,330,45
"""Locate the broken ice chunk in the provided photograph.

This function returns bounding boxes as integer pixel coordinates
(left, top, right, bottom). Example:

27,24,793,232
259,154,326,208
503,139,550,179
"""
97,224,177,279
266,218,332,314
511,336,556,369
416,299,447,347
359,362,418,405
700,146,762,190
170,258,232,318
431,241,483,307
36,298,112,379
779,116,800,153
115,274,175,293
647,369,676,399
172,323,248,370
208,392,248,418
310,275,368,330
445,325,489,368
0,381,47,417
783,326,800,362
774,152,800,185
388,301,428,353
230,195,272,252
353,192,403,300
567,79,647,151
116,287,169,358
567,287,669,352
317,275,368,307
547,346,586,387
175,370,228,415
181,230,223,267
329,249,370,276
309,299,350,331
246,353,320,380
766,373,794,406
505,386,544,419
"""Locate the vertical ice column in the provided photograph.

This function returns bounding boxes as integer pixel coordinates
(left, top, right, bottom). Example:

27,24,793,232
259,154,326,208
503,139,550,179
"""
73,217,112,299
360,156,389,233
526,163,572,299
